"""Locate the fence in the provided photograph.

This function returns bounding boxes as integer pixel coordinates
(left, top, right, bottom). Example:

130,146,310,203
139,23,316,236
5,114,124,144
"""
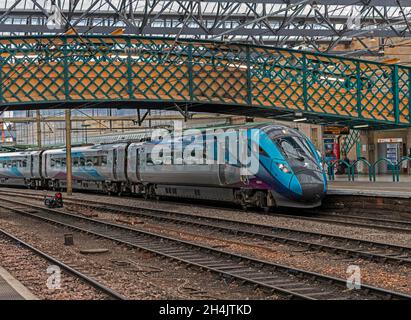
325,157,411,182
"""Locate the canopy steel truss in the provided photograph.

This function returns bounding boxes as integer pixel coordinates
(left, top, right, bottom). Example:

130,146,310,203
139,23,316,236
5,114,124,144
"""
0,1,409,54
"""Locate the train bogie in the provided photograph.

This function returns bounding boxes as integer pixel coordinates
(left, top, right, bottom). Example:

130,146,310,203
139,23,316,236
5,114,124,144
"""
153,185,236,202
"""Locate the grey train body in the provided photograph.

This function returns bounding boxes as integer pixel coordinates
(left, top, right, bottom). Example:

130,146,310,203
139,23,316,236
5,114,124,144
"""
0,125,326,209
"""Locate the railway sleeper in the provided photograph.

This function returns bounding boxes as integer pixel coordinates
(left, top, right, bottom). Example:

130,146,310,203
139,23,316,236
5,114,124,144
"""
187,257,218,264
204,263,238,269
304,291,336,298
172,253,207,259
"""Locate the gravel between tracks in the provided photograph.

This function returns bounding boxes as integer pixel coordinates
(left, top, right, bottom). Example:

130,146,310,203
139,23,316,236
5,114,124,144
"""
0,205,280,300
0,237,108,300
79,207,411,295
2,188,411,296
38,189,411,247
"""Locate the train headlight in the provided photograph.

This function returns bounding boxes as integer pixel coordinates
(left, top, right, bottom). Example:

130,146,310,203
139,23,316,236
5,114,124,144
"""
277,163,291,174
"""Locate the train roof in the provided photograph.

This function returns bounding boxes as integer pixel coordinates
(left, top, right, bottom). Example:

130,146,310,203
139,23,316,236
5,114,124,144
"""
184,122,288,132
0,150,42,158
142,122,294,144
43,143,127,155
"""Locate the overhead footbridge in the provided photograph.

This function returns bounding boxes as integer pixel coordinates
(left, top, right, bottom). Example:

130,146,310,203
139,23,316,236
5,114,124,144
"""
0,35,409,129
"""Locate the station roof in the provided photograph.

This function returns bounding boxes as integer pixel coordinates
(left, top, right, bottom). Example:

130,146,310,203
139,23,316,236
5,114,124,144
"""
0,0,410,56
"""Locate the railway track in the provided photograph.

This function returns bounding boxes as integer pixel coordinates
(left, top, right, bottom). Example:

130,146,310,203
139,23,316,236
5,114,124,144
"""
1,191,411,267
0,196,409,300
0,227,126,300
1,189,411,233
276,212,411,233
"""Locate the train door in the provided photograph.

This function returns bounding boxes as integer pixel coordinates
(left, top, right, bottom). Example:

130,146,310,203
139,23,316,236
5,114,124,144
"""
113,149,118,181
30,155,34,177
218,164,226,185
44,154,47,177
136,148,141,181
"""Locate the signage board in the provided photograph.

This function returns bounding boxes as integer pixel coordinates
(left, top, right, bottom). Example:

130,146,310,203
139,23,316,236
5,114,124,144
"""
377,138,403,143
323,126,350,135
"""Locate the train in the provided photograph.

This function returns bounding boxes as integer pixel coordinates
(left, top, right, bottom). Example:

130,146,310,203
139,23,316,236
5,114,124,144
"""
0,123,327,209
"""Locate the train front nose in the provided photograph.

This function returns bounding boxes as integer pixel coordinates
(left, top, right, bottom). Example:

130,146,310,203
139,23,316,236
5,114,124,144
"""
293,170,325,202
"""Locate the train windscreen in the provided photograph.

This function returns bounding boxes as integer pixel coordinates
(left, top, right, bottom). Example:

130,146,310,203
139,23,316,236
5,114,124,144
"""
274,136,317,164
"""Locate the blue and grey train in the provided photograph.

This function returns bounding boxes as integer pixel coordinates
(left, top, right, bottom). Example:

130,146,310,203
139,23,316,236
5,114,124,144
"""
0,123,326,209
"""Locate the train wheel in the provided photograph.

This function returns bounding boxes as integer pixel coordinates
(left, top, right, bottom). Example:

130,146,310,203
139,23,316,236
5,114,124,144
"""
106,185,112,195
144,185,156,200
143,193,149,200
262,206,271,213
234,190,246,210
255,191,268,212
143,185,150,200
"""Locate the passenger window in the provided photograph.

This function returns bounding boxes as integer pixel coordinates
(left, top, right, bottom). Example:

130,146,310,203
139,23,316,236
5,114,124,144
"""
86,157,93,167
80,158,85,166
73,158,79,167
101,156,107,167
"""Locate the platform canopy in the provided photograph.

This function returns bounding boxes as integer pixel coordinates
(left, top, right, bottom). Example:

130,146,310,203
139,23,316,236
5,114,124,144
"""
0,0,410,55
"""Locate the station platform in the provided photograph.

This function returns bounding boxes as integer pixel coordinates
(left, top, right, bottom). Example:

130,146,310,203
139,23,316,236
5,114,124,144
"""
0,266,37,300
328,178,411,198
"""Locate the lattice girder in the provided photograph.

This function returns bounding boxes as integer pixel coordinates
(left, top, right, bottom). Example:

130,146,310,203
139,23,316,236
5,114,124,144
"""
0,35,409,128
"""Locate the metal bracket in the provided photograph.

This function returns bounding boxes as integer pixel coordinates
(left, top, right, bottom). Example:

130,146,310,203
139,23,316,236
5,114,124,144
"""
134,109,150,126
174,103,192,122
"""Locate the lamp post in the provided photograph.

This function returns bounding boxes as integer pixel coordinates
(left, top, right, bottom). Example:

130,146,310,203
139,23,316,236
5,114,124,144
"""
65,109,72,196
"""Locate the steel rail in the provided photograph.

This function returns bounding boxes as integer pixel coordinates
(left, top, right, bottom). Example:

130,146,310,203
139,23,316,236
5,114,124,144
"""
0,196,409,300
4,189,411,231
1,190,410,266
0,227,126,300
64,198,411,266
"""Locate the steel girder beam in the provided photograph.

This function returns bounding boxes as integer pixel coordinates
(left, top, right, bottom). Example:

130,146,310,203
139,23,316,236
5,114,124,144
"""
1,24,408,38
0,0,410,55
0,11,402,25
194,0,409,4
